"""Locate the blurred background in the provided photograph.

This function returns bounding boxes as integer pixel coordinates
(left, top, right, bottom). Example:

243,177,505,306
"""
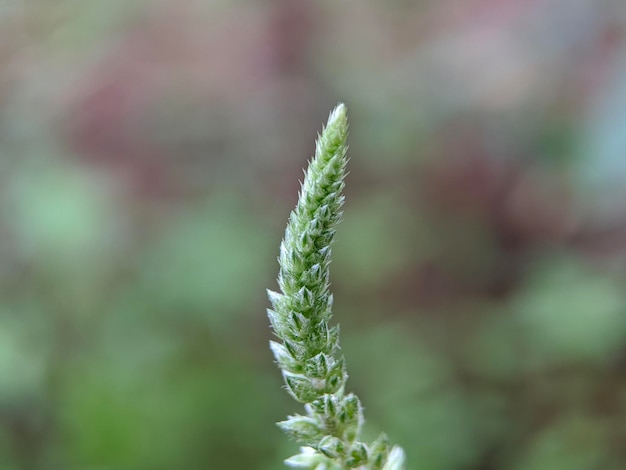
1,0,626,468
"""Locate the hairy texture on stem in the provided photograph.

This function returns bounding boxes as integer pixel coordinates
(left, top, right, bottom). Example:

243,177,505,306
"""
268,103,406,470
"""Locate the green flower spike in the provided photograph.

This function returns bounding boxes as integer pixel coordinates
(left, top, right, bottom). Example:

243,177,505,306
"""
268,103,406,470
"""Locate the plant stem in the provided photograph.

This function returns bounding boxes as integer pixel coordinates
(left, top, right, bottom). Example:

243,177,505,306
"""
267,103,406,470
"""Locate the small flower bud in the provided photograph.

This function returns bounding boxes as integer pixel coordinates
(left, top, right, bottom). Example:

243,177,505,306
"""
339,394,363,443
270,341,301,373
318,436,345,459
284,373,319,403
382,446,406,470
278,416,323,444
284,447,327,468
369,433,391,469
346,442,368,467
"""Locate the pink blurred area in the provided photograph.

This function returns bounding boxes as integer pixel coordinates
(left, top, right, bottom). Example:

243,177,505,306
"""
1,0,622,212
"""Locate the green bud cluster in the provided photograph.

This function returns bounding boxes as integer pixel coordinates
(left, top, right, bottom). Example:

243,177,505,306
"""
268,104,406,469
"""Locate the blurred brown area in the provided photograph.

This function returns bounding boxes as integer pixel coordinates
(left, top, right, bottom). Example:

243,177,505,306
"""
1,0,626,469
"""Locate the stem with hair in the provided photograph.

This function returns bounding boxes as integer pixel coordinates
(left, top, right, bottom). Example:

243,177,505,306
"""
267,103,406,469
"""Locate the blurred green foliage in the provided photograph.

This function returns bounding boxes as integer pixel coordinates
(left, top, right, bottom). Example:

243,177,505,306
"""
1,0,626,469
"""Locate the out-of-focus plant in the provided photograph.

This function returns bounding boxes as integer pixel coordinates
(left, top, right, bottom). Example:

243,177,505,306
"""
267,104,405,469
